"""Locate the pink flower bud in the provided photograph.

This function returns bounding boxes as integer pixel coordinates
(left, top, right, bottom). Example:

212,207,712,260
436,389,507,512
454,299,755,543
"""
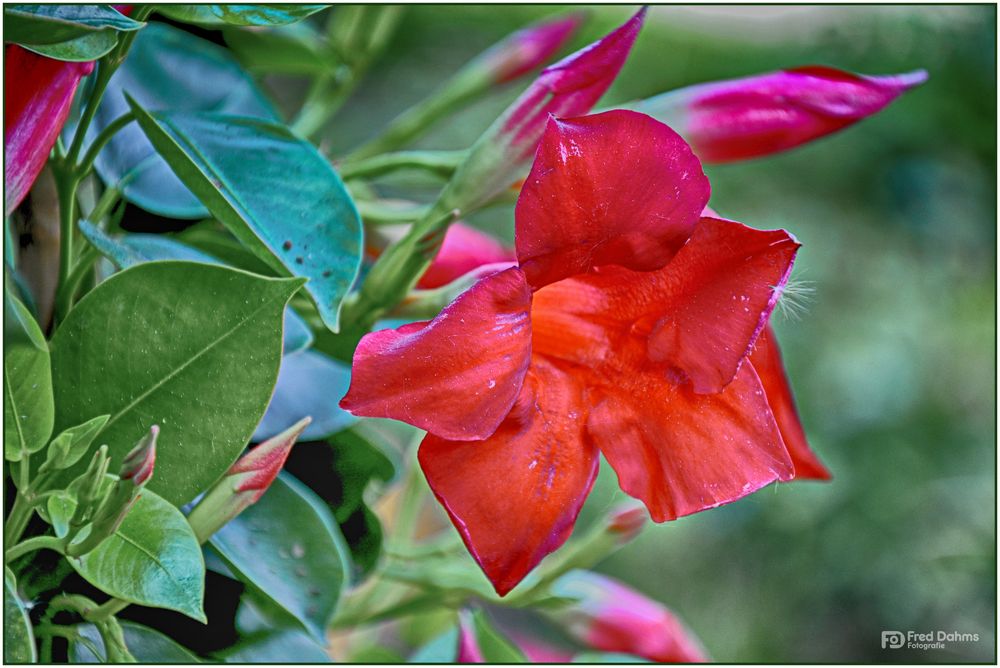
552,571,708,663
606,502,647,543
481,13,584,85
456,611,487,663
4,45,94,215
228,416,312,503
636,66,927,163
120,425,158,486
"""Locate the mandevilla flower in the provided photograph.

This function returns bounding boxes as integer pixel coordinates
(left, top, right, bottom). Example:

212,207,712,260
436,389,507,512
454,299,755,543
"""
635,65,928,162
4,45,94,215
550,570,708,663
342,109,829,595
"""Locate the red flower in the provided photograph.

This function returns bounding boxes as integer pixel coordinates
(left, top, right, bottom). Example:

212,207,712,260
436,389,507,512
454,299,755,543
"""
636,65,927,162
342,109,828,595
4,45,94,215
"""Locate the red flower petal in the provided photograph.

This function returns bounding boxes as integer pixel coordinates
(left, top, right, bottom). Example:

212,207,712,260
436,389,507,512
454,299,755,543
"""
419,357,599,596
340,267,532,441
750,325,831,480
530,217,799,394
417,223,516,289
644,216,800,393
638,65,927,163
4,45,94,215
515,110,710,288
588,363,793,523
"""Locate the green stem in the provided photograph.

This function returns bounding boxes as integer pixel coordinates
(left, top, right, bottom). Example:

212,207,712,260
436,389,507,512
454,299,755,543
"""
356,200,431,225
53,246,99,324
5,534,64,562
54,168,79,321
339,150,465,181
4,494,34,546
76,112,133,178
86,598,129,623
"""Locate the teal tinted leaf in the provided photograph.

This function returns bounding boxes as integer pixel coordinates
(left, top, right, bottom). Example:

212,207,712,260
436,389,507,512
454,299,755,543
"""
68,489,206,621
4,292,53,461
81,221,312,355
40,414,111,472
47,493,77,538
219,630,330,662
471,610,528,662
4,567,37,663
21,30,118,62
127,104,363,331
410,627,459,663
253,350,353,442
71,622,201,663
159,4,326,26
224,23,330,75
50,261,303,505
82,23,278,218
4,4,142,46
209,474,348,643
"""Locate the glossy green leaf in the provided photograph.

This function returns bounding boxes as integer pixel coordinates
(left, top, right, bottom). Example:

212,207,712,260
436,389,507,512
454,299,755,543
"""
158,4,327,26
4,4,142,46
471,610,528,663
21,30,119,62
4,567,37,663
71,622,201,663
47,492,77,538
50,261,303,505
68,489,206,621
219,630,330,662
253,350,353,442
40,414,111,472
326,425,397,522
224,23,331,75
4,292,53,461
80,222,313,355
82,23,278,218
209,474,349,643
127,104,363,331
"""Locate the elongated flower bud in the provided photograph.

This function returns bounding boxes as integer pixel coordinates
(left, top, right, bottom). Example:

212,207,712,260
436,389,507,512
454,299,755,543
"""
4,45,94,215
550,570,708,663
477,13,583,85
67,426,158,556
186,417,311,542
634,66,927,163
456,610,487,663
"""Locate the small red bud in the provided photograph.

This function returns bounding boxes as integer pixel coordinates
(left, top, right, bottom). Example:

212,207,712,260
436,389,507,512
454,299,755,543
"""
120,425,158,486
229,417,311,501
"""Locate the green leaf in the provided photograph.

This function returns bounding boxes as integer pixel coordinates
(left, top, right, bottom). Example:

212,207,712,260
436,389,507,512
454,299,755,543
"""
80,222,313,355
40,414,111,472
82,23,278,218
127,104,363,332
218,630,330,662
209,474,349,643
4,4,142,46
410,627,459,663
4,567,37,663
47,492,77,538
4,292,53,461
20,29,119,62
572,652,651,663
71,622,201,663
159,4,327,26
253,350,353,442
471,609,528,663
49,261,303,505
68,489,206,621
326,425,397,523
223,23,331,75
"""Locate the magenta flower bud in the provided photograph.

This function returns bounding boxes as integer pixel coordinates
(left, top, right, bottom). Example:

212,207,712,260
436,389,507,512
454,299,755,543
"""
186,417,311,542
552,571,708,663
635,66,927,163
456,610,487,663
4,45,94,215
605,502,647,543
120,424,158,486
480,13,584,85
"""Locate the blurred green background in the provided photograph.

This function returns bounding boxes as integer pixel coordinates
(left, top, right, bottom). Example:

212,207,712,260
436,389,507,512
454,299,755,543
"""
289,5,995,663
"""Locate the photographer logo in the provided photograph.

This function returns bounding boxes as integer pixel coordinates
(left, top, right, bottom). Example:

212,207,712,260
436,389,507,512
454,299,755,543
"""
881,630,980,651
882,631,905,649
